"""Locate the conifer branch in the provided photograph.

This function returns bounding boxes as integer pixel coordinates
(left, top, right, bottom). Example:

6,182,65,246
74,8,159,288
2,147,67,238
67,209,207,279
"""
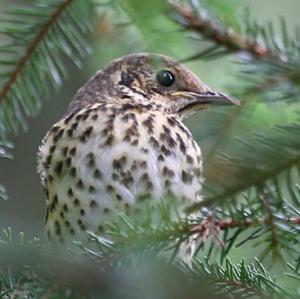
170,1,288,62
0,0,73,104
0,0,94,135
192,215,300,231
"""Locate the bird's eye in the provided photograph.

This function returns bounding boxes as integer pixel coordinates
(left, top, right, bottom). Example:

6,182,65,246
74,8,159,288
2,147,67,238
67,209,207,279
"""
156,70,175,87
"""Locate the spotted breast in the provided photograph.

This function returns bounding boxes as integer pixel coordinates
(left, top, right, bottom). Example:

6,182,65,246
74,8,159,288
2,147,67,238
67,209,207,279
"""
38,101,203,244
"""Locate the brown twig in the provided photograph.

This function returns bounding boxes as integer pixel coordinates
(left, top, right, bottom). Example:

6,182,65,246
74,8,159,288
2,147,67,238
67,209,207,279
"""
190,215,300,238
0,0,73,103
170,1,288,62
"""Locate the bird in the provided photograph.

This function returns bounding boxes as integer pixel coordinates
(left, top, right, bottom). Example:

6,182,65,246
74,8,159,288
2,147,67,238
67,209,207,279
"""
37,53,238,262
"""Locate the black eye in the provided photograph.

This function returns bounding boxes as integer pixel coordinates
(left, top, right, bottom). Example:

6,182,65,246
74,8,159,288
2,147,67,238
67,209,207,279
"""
156,70,175,87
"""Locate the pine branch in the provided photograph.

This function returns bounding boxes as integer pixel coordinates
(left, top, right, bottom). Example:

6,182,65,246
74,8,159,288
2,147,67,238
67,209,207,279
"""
0,0,72,103
0,0,95,135
170,1,288,62
191,215,300,231
189,258,292,299
0,230,295,299
73,189,300,269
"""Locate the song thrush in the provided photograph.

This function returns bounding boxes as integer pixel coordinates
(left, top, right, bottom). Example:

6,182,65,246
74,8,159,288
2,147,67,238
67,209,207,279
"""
37,53,238,260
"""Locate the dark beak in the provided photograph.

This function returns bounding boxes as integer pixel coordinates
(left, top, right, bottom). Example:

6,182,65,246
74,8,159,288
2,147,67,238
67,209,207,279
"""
185,91,240,106
172,90,239,114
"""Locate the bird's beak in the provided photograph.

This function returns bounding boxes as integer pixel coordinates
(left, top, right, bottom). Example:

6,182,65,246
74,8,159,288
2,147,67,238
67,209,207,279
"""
172,90,240,113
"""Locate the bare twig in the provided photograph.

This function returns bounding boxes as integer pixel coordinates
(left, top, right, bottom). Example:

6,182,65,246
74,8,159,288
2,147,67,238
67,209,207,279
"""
190,215,300,236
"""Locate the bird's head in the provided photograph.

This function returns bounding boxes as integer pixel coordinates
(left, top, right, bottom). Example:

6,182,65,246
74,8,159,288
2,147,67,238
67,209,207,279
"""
69,53,239,118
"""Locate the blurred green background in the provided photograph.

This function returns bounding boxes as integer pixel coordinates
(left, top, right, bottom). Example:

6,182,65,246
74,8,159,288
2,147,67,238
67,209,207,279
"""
0,0,299,243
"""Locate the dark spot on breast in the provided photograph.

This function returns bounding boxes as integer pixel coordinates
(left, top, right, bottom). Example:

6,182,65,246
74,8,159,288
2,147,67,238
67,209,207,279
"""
103,208,110,214
80,126,93,142
139,161,147,168
82,111,90,121
53,129,64,143
89,186,96,193
66,129,73,137
53,195,58,204
121,176,134,188
186,155,194,164
182,170,193,184
141,148,148,154
106,185,114,193
112,173,119,181
146,181,153,191
140,173,149,182
69,147,76,156
70,167,77,177
50,125,59,134
63,204,68,212
162,125,171,135
105,135,114,146
165,179,171,188
121,114,129,122
74,198,80,207
77,219,86,230
75,114,83,121
87,152,96,168
142,115,154,134
76,179,84,189
49,145,56,154
163,166,175,177
67,188,73,197
45,155,52,168
176,133,186,154
54,161,63,175
65,157,72,167
90,200,97,208
131,139,139,146
167,117,176,127
61,147,68,156
161,145,172,156
131,161,137,171
54,221,61,235
158,154,164,162
92,114,98,121
149,136,159,148
94,169,102,179
113,159,122,170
